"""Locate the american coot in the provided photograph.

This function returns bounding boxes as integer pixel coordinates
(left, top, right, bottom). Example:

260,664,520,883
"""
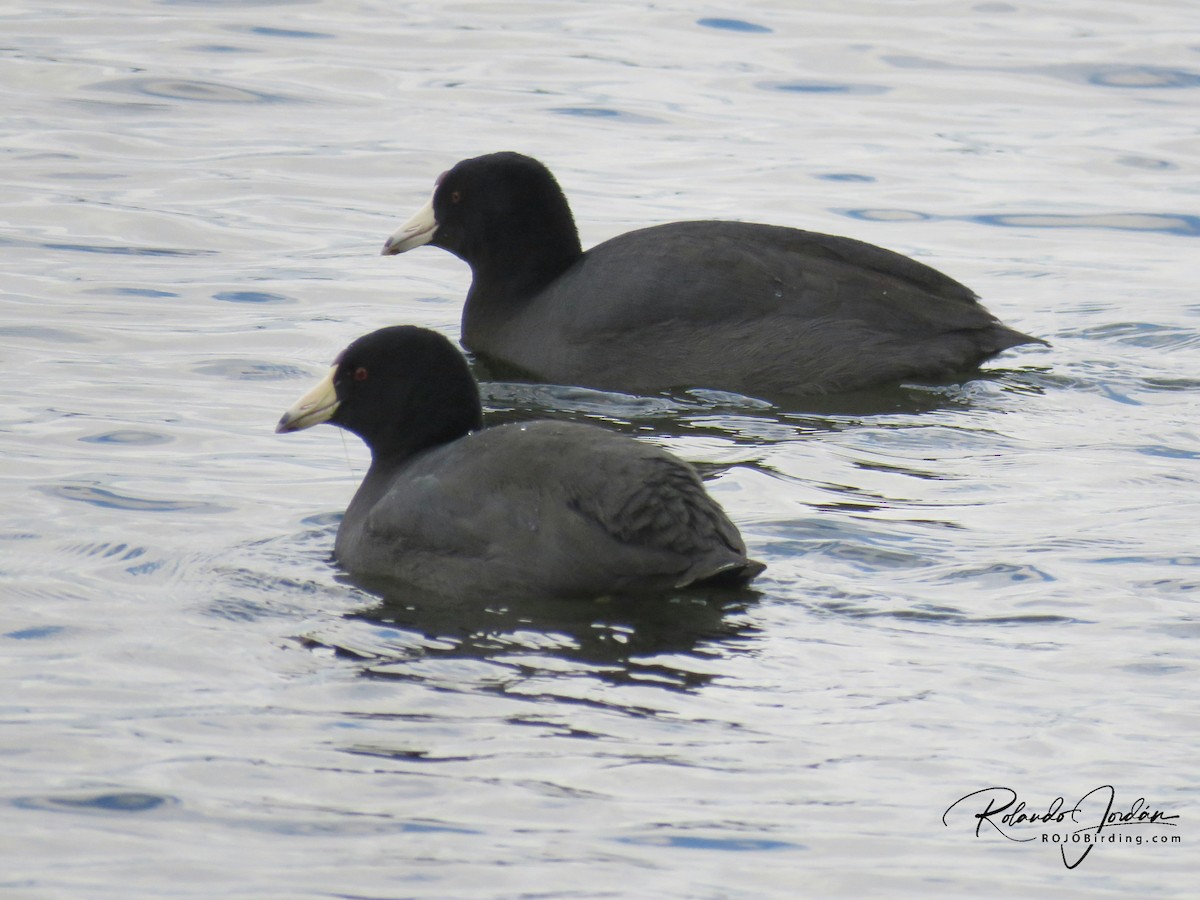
276,326,764,599
382,152,1045,399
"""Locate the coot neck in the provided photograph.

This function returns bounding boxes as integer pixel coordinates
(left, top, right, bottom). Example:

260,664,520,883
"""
458,212,583,319
346,456,404,524
348,421,467,524
346,379,482,482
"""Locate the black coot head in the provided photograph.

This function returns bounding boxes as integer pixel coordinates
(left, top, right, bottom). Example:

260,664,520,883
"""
384,152,581,272
276,326,482,460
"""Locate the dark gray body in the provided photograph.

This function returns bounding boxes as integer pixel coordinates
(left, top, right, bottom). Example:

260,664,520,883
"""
334,419,763,600
462,220,1041,397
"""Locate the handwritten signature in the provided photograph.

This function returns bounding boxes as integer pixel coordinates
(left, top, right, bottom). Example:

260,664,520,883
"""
943,785,1180,868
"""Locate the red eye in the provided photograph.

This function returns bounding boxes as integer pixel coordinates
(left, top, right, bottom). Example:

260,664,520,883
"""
353,366,368,382
450,190,462,204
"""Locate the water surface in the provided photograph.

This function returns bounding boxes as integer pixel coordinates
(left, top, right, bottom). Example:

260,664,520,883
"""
2,0,1197,896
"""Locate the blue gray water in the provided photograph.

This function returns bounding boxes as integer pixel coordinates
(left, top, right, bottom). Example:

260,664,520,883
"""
2,1,1197,896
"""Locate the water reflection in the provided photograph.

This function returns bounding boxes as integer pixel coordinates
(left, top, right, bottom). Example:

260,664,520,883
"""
759,80,890,95
477,364,1049,444
841,207,1200,237
84,76,293,105
41,483,233,514
550,107,664,124
309,575,762,692
696,17,773,34
883,55,1200,91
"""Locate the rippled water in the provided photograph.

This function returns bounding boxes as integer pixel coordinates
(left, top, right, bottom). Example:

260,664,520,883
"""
3,0,1197,896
